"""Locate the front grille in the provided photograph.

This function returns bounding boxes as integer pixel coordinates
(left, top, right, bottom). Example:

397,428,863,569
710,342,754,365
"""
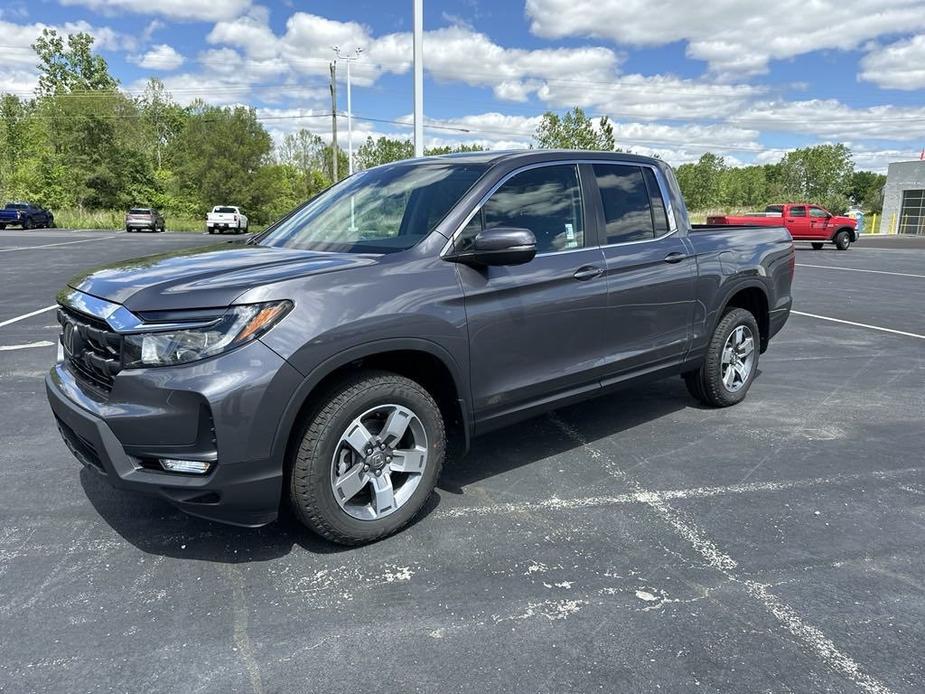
55,416,105,473
57,306,122,393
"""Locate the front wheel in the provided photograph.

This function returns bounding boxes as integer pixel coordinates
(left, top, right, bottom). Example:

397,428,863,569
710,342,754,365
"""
684,308,759,407
834,230,851,251
289,371,445,545
811,242,824,250
22,217,32,230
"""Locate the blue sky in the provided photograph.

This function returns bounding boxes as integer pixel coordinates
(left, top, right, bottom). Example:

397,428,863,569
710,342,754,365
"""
2,0,925,171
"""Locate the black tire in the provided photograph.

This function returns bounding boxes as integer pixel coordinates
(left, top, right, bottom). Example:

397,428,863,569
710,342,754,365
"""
289,370,446,545
0,224,6,230
22,217,32,230
126,227,132,233
683,307,760,408
811,242,824,250
207,228,215,234
834,230,851,251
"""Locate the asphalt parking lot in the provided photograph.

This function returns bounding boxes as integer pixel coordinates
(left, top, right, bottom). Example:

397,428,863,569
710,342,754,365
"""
1,230,923,693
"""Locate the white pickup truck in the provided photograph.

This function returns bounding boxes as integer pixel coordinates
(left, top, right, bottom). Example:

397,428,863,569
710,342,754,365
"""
206,206,249,234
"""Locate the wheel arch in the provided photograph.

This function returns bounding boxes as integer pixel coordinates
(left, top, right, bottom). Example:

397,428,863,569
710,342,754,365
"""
716,282,770,353
831,226,854,241
272,338,470,480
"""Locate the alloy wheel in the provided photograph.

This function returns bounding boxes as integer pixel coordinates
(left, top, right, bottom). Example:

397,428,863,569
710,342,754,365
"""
720,325,755,393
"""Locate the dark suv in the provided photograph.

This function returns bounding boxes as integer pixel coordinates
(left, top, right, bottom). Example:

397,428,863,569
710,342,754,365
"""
47,151,793,544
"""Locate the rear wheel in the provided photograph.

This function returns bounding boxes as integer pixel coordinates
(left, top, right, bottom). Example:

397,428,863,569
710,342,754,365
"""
289,371,445,545
834,230,851,251
811,242,824,250
684,308,759,407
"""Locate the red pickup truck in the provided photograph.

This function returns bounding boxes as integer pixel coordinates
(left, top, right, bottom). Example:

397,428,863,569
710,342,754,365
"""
708,204,858,250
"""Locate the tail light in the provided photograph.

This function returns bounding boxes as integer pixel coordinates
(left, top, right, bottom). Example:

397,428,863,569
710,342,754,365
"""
234,214,238,222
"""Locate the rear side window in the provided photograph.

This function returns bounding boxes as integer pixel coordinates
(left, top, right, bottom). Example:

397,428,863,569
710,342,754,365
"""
592,164,655,244
459,164,585,254
642,168,670,236
789,206,806,217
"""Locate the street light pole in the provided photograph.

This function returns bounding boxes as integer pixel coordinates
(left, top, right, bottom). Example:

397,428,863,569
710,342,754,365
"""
334,46,363,176
413,0,424,157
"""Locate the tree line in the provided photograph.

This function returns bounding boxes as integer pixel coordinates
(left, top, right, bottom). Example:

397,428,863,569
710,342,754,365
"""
0,32,885,231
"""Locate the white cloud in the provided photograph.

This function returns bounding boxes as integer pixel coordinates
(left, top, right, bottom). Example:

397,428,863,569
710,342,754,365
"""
0,19,130,95
58,0,251,22
860,35,925,90
129,44,185,71
730,99,925,141
525,0,925,77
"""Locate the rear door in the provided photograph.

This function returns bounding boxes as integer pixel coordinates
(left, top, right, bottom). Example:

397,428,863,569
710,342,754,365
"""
785,205,811,239
453,163,610,426
590,163,696,379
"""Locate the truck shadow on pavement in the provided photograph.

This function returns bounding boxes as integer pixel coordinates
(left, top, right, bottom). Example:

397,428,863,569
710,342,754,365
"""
79,376,726,562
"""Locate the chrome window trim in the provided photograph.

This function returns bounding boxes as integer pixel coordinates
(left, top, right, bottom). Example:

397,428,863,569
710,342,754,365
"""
440,158,679,258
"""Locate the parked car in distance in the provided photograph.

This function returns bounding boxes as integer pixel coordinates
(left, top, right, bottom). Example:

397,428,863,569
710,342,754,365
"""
207,205,248,234
0,202,54,230
47,150,794,545
708,203,858,250
125,207,165,233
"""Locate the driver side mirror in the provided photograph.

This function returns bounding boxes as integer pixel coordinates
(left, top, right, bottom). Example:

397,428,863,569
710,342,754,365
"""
446,227,537,266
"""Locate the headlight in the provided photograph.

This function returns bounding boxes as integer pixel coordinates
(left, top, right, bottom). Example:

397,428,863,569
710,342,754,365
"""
122,301,292,368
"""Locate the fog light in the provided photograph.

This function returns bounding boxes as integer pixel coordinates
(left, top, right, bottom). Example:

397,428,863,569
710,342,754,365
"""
159,458,212,474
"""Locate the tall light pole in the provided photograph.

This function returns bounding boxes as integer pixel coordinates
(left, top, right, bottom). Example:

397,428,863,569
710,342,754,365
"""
413,0,424,157
334,46,363,175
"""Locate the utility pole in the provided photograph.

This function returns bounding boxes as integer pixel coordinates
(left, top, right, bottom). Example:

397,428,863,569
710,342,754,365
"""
334,46,363,175
413,0,424,157
329,60,338,181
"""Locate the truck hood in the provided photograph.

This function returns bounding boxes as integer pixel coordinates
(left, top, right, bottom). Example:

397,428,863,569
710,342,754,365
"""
67,242,377,311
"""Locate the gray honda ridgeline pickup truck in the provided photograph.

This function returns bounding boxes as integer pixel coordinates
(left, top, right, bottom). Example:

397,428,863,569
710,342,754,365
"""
47,151,794,544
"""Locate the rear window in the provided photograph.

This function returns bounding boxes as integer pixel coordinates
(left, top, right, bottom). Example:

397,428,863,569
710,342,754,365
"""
592,164,655,244
214,207,238,214
129,208,151,214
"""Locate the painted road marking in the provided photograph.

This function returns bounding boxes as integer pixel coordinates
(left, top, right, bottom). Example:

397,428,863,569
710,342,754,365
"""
0,237,110,253
0,340,55,351
0,305,57,329
792,310,925,340
549,414,895,694
797,263,925,279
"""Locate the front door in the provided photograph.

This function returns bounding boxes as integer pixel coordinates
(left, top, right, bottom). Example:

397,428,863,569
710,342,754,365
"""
588,163,696,379
786,205,811,239
454,163,610,428
808,206,831,239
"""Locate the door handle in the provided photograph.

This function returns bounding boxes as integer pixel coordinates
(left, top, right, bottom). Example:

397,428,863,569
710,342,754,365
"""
664,251,687,264
573,265,603,281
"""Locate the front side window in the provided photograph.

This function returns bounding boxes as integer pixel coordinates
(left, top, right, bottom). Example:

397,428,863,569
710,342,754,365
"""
457,165,585,254
593,164,656,244
789,206,807,218
261,162,486,253
809,207,829,218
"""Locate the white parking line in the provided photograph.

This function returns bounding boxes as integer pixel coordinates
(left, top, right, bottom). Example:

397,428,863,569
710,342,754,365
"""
0,340,55,351
0,305,57,329
0,237,110,253
791,310,925,340
796,263,925,279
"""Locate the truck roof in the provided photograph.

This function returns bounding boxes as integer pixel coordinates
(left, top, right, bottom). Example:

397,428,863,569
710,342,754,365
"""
399,149,663,167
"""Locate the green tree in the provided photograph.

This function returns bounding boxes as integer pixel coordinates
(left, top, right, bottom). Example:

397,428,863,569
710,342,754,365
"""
356,136,414,170
848,170,886,212
137,78,186,171
675,153,727,210
173,103,273,217
425,143,486,156
534,107,616,150
32,30,119,96
779,144,854,213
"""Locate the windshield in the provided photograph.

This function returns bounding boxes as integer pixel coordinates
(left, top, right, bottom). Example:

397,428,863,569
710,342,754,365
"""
6,203,28,209
214,207,238,214
259,162,487,253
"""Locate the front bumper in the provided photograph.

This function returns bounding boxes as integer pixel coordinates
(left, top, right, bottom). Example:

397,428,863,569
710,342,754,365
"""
46,339,303,527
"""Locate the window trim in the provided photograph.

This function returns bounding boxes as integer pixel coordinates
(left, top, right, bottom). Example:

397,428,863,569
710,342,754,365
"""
440,158,678,258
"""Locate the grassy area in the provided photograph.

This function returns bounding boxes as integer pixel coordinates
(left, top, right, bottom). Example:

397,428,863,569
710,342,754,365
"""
53,209,206,232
